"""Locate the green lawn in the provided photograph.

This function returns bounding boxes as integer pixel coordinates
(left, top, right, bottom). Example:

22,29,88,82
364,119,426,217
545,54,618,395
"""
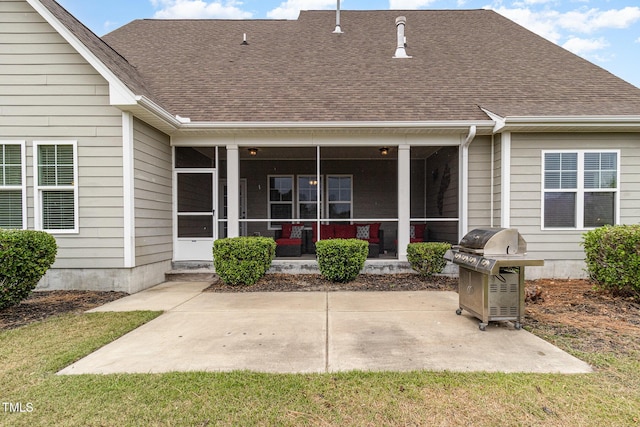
1,312,639,426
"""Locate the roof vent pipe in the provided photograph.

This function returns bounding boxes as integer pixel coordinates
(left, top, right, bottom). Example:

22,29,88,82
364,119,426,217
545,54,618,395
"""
393,16,411,58
333,0,343,33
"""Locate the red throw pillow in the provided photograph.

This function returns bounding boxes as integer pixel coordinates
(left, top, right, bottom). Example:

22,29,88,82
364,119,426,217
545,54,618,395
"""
414,224,426,240
320,224,335,240
334,224,356,239
281,223,293,239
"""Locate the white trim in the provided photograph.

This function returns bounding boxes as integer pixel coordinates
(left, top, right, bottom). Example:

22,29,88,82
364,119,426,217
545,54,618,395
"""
0,141,27,229
178,120,495,131
397,145,411,261
501,132,511,228
226,145,240,237
541,149,620,230
33,141,79,234
122,113,136,268
26,0,137,106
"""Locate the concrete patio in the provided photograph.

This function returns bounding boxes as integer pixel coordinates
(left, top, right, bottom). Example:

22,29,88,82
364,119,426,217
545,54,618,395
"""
58,281,593,375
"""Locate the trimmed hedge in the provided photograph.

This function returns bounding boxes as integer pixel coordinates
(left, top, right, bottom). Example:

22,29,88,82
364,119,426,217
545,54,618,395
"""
213,237,276,286
316,239,368,283
583,225,640,299
407,242,451,277
0,230,58,309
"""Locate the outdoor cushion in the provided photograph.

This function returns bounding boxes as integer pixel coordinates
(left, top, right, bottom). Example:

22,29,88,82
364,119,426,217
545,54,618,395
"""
334,224,356,239
276,238,302,246
413,224,427,240
281,223,304,239
311,223,336,242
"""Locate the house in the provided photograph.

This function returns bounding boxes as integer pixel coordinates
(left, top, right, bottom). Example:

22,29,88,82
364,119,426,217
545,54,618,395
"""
2,0,640,292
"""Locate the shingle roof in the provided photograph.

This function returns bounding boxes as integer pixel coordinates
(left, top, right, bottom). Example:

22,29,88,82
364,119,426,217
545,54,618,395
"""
47,4,640,122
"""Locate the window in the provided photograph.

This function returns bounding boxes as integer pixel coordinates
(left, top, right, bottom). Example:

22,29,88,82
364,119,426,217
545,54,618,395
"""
268,175,293,227
298,176,321,220
0,142,25,229
327,175,352,219
543,151,618,229
35,142,78,233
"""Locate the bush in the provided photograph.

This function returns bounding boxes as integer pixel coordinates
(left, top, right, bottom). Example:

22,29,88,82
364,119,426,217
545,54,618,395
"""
0,230,58,309
407,242,451,277
213,237,276,286
582,225,640,299
316,239,368,283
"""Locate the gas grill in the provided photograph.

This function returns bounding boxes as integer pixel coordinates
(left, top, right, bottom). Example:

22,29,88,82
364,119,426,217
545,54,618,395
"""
444,228,544,331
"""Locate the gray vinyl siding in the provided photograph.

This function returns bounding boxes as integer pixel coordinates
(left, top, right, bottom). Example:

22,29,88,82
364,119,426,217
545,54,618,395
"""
468,136,493,232
509,133,640,261
133,119,172,265
1,0,125,269
492,135,502,226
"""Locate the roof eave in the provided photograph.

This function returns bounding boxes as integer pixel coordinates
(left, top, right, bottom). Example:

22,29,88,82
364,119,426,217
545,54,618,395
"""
482,108,640,133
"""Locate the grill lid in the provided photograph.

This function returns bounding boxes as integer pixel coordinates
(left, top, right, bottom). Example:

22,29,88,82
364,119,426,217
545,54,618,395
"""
458,228,525,256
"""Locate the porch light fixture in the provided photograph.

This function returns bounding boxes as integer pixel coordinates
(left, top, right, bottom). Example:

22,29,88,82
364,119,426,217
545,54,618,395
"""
379,147,389,156
248,148,258,156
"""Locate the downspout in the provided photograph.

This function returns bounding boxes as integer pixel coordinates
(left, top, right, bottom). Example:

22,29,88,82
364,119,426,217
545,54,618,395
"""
490,134,495,228
459,125,477,239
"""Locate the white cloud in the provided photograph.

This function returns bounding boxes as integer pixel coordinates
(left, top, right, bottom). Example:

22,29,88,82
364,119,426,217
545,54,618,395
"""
558,7,640,34
152,0,252,19
493,5,640,45
494,7,563,42
389,0,438,8
562,36,609,55
266,0,337,19
636,37,640,43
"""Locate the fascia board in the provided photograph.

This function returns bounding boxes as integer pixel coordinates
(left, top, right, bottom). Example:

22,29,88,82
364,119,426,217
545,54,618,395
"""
501,116,640,131
26,0,137,106
177,120,496,131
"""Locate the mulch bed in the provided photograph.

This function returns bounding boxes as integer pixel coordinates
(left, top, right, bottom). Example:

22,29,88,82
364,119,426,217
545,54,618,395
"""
203,273,458,293
0,290,128,330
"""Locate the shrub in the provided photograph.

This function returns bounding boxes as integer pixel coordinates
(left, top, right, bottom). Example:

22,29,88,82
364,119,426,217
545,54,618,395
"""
213,237,276,286
316,239,368,283
582,225,640,299
407,242,451,277
0,230,58,309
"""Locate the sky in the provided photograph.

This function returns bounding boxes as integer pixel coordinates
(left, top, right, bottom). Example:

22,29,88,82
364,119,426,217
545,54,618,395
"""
56,0,640,88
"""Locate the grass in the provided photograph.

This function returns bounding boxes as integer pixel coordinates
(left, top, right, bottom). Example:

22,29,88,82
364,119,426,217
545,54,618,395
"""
1,312,639,426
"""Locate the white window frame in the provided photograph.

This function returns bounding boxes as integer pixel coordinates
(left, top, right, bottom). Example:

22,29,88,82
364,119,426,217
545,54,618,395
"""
267,174,294,229
34,141,79,234
326,174,353,220
541,149,620,230
0,141,27,229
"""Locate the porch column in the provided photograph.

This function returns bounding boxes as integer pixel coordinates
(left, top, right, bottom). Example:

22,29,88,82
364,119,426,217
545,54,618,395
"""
397,144,411,261
226,144,240,237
